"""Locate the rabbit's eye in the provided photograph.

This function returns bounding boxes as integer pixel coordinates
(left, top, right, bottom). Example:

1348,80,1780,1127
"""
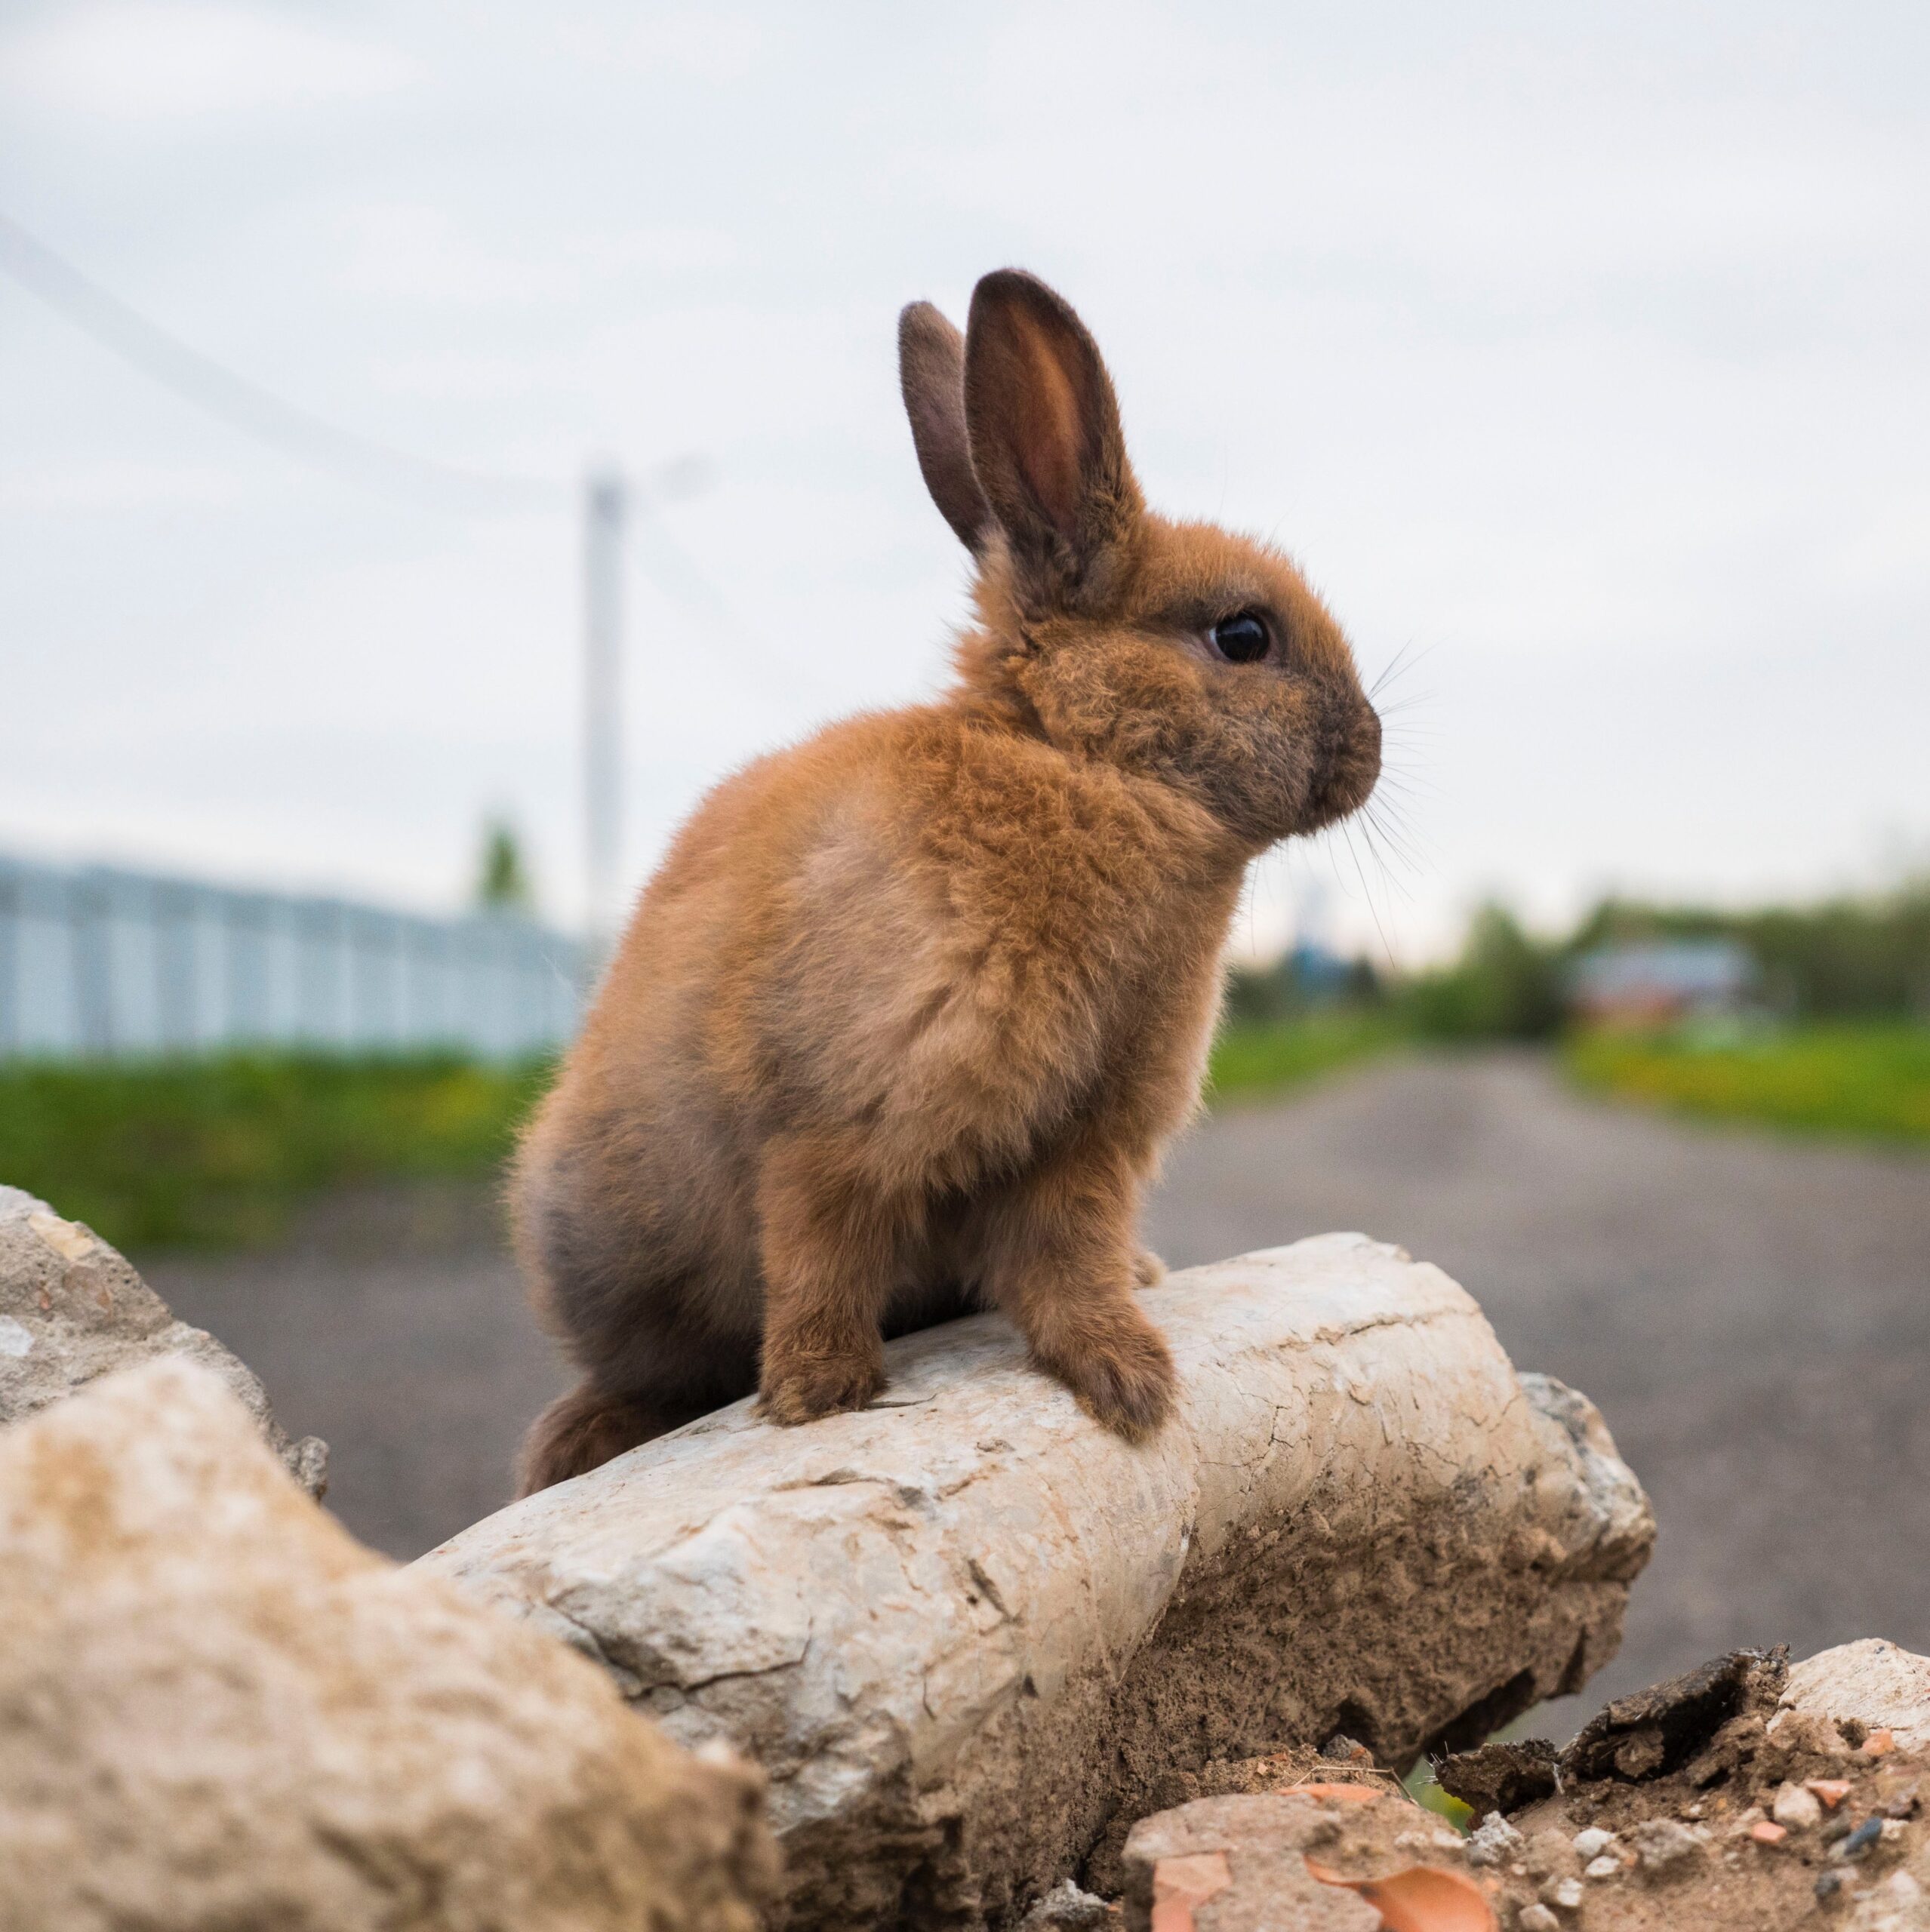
1208,611,1273,664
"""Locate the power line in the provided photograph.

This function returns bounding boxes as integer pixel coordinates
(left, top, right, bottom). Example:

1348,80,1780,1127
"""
0,208,563,512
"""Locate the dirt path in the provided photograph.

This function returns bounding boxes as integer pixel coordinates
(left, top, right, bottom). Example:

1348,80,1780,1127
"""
1147,1050,1930,1714
147,1050,1930,1723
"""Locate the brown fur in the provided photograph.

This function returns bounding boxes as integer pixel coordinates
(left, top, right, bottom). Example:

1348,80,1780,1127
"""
512,270,1381,1495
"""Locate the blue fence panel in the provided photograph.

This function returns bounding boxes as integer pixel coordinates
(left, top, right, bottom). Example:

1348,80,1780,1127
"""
0,855,586,1063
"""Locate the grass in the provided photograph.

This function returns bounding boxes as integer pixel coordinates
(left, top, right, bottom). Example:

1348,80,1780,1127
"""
1565,1023,1930,1144
1205,1010,1402,1104
0,1052,551,1253
0,1014,1398,1257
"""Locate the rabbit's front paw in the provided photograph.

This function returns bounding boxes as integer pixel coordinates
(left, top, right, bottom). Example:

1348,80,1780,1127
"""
1051,1309,1176,1443
1131,1247,1166,1289
756,1344,888,1426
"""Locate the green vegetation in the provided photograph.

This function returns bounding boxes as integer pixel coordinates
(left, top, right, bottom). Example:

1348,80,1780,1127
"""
1568,1024,1930,1144
1402,904,1566,1042
1206,1010,1401,1103
474,817,537,912
0,1054,549,1253
8,876,1922,1256
1571,881,1930,1020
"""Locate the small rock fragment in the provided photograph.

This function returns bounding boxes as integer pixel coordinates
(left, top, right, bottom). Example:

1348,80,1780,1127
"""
1773,1782,1824,1829
1862,1728,1897,1759
1320,1733,1376,1767
1561,1648,1786,1783
1750,1821,1787,1845
1437,1737,1561,1818
1467,1813,1526,1868
1538,1875,1584,1909
1017,1880,1113,1930
1612,1727,1667,1778
1815,1869,1849,1902
1808,1778,1854,1810
1628,1817,1703,1872
1517,1908,1560,1932
1833,1818,1883,1862
1584,1855,1621,1880
1571,1827,1617,1860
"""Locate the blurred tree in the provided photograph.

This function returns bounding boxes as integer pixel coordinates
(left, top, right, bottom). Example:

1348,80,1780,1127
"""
1406,903,1565,1041
474,819,536,914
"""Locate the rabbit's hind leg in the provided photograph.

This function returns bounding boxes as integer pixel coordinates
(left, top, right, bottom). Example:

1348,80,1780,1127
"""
514,1380,710,1496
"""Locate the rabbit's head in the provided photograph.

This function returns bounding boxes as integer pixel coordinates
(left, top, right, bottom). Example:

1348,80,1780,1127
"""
901,271,1381,854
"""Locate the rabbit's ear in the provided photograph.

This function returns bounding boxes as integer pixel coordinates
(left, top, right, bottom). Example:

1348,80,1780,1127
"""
899,302,992,552
963,270,1141,592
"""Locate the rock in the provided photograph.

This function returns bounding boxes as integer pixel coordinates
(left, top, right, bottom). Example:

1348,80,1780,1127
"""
1517,1908,1561,1932
1773,1780,1824,1828
420,1235,1654,1928
1781,1641,1930,1753
1014,1879,1114,1929
1119,1792,1384,1931
1571,1827,1617,1860
0,1358,777,1931
0,1185,326,1495
1561,1647,1787,1783
1627,1817,1704,1872
1437,1737,1561,1818
1121,1790,1499,1930
1082,1748,1398,1886
1467,1812,1527,1867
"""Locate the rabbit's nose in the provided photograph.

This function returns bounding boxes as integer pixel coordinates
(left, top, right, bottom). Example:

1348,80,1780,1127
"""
1309,700,1382,823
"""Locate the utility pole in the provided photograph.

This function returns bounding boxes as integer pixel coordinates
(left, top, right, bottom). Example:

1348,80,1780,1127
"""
583,466,626,976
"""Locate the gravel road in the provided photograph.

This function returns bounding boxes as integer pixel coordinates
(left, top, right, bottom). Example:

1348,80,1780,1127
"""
1148,1050,1930,1712
146,1049,1930,1721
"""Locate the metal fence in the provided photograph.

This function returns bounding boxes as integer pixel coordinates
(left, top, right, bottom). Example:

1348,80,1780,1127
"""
0,854,586,1062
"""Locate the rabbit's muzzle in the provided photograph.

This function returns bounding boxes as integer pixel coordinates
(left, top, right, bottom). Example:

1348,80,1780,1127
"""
1301,695,1381,832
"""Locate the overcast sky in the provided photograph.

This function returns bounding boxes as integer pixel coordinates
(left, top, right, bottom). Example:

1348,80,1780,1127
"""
2,2,1926,961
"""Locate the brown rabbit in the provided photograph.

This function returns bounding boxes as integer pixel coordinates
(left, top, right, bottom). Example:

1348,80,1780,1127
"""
511,269,1381,1494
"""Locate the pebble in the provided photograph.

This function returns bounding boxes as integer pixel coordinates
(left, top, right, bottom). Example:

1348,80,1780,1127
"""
1467,1814,1525,1868
1833,1817,1884,1862
1806,1778,1853,1810
1516,1909,1560,1932
1815,1869,1850,1902
1772,1782,1824,1829
1394,1828,1466,1852
1584,1854,1622,1881
1863,1729,1897,1759
1750,1821,1788,1845
1629,1818,1704,1869
1538,1876,1584,1910
1571,1827,1617,1860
